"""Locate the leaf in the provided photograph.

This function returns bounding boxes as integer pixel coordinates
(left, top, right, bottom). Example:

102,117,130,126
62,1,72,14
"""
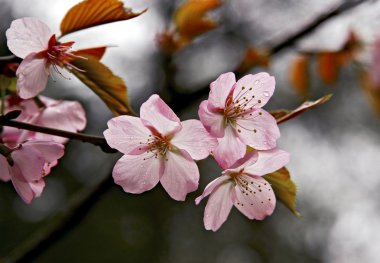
70,55,133,116
289,55,309,99
273,94,332,124
73,47,107,61
317,52,340,85
317,31,361,85
174,0,221,44
263,167,301,217
360,71,380,117
236,48,270,74
60,0,146,36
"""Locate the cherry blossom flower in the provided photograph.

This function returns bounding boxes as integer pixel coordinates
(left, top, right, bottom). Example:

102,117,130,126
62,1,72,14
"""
195,148,290,231
104,94,217,201
198,72,280,168
0,140,64,204
6,17,83,99
2,95,86,145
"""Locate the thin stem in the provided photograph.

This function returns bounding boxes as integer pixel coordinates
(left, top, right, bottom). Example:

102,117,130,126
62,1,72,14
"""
0,118,116,153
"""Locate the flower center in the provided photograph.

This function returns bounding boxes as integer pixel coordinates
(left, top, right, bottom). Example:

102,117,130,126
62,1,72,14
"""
231,172,271,207
142,134,171,161
37,35,84,79
223,86,263,134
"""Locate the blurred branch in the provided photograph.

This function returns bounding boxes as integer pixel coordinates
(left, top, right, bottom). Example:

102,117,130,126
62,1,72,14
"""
168,0,371,112
0,117,116,153
3,175,114,263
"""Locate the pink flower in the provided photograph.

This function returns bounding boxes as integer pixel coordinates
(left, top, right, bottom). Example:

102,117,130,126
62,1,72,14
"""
2,95,86,145
6,17,82,99
104,94,217,201
0,140,64,204
195,148,290,231
198,72,280,168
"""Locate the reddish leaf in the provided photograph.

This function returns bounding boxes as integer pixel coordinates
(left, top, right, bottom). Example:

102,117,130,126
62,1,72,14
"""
273,94,332,124
360,71,380,117
70,55,133,116
174,0,221,45
73,47,107,61
318,52,340,85
236,48,270,74
60,0,146,36
264,167,300,217
289,55,310,99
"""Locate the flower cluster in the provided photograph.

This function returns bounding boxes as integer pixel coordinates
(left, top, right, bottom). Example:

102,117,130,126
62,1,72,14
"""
104,72,290,231
1,15,290,231
0,17,88,203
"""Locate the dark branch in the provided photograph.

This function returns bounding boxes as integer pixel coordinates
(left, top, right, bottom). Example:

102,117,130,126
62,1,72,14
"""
4,175,114,263
0,118,116,153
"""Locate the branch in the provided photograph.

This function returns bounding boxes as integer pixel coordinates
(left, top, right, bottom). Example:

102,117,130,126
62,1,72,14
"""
3,175,114,263
0,116,116,153
168,0,370,112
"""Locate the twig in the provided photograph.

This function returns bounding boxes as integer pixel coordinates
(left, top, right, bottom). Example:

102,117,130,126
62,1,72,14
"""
0,118,116,153
3,175,114,263
168,0,371,112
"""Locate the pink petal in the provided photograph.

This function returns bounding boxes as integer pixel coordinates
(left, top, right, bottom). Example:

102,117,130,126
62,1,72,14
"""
198,100,225,138
232,73,275,110
224,151,258,172
6,17,51,58
236,109,280,150
244,148,290,176
208,72,236,109
22,141,65,163
213,125,246,169
234,175,275,220
203,181,234,231
34,98,87,143
195,175,230,205
140,94,181,136
11,166,46,204
0,156,11,181
28,179,45,198
160,150,199,201
171,119,217,160
11,146,46,182
16,53,49,99
112,152,163,194
104,116,151,155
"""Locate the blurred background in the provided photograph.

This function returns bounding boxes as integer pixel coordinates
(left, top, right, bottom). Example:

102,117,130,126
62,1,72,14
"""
1,0,380,262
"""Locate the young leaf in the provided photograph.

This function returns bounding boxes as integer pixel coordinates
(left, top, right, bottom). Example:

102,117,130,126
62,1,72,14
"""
174,0,221,45
60,0,146,37
70,56,133,116
318,52,340,85
289,55,309,99
236,48,270,74
273,94,332,124
73,47,107,61
263,167,301,217
360,71,380,117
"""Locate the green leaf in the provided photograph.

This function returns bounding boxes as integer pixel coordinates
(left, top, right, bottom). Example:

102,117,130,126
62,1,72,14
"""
264,167,301,217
